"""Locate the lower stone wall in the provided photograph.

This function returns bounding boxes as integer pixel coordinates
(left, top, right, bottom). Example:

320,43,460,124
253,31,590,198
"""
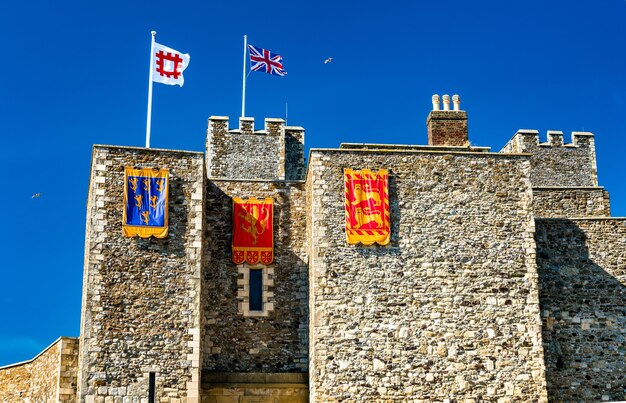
0,336,79,402
532,187,610,218
536,218,626,402
60,338,80,401
0,360,30,401
201,372,308,403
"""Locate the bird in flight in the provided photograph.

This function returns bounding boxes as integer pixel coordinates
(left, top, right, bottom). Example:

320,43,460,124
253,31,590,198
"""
32,192,42,199
324,58,333,64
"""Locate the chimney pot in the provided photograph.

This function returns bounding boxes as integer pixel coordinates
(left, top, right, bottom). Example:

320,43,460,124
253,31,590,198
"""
442,94,451,111
452,94,460,111
432,94,440,111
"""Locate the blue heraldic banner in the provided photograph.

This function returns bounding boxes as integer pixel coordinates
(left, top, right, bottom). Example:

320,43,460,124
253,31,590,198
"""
122,167,169,238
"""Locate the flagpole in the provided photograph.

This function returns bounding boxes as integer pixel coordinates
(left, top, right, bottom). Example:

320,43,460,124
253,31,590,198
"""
241,35,247,118
146,31,156,148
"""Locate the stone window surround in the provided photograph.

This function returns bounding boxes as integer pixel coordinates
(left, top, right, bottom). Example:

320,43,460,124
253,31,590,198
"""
237,264,275,317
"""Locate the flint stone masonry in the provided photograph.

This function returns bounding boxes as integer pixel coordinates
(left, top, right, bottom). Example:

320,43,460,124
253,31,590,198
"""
532,187,611,218
0,336,79,402
284,126,306,181
501,130,598,187
78,146,205,401
206,117,305,181
9,104,626,402
307,148,548,401
203,179,308,373
536,218,626,402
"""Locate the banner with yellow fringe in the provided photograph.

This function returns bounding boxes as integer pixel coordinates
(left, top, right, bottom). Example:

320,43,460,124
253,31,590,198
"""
122,167,169,239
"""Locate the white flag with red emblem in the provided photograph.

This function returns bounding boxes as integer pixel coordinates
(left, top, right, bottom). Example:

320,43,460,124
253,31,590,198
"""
151,42,190,87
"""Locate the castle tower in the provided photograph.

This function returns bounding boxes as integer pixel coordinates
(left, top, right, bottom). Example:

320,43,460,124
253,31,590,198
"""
501,126,626,400
501,129,609,218
3,94,626,402
206,116,305,180
78,146,206,401
201,117,309,400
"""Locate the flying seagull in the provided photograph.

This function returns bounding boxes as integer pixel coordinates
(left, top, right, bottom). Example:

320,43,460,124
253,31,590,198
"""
324,57,333,64
32,192,42,199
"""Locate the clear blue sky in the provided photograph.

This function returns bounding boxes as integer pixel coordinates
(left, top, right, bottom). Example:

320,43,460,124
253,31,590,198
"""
1,0,625,366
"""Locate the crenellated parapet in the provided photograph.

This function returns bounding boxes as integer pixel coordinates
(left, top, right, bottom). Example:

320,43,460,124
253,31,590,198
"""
206,116,305,181
501,129,595,152
501,129,598,187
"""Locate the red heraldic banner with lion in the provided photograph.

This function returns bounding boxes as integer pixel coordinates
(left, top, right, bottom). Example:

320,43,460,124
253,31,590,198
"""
344,169,390,245
232,197,274,264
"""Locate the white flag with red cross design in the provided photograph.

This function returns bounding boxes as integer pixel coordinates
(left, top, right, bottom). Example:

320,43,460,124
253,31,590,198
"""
152,42,190,87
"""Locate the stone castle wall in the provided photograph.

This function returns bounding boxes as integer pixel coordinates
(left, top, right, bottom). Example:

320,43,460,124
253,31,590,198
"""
8,108,626,402
201,372,308,403
0,360,30,401
59,337,80,401
307,149,548,401
501,130,597,187
0,336,79,402
78,146,205,401
284,127,306,181
532,187,610,218
202,179,308,374
536,218,626,402
206,117,305,181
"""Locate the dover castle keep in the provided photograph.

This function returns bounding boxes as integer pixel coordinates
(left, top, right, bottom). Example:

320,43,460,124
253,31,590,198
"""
1,95,625,402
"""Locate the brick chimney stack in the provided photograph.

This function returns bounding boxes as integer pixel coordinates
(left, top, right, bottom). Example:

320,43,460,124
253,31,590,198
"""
427,94,468,146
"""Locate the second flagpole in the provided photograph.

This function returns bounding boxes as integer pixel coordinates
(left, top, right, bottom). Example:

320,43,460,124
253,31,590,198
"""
241,35,247,118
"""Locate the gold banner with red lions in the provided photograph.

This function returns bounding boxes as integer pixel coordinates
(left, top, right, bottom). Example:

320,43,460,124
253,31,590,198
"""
232,197,274,265
345,168,390,245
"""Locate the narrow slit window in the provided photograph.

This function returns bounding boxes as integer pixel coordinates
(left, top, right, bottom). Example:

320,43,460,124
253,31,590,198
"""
148,372,155,403
249,269,263,311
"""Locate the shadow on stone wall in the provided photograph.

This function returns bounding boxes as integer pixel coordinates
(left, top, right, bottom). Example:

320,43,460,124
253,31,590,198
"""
133,177,188,257
536,219,626,402
203,181,309,373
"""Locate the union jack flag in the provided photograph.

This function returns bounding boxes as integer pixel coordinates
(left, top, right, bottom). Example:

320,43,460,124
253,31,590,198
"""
248,44,287,76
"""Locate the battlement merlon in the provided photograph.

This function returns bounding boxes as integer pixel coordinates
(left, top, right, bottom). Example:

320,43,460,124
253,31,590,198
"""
501,129,595,152
206,116,305,181
501,129,598,187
